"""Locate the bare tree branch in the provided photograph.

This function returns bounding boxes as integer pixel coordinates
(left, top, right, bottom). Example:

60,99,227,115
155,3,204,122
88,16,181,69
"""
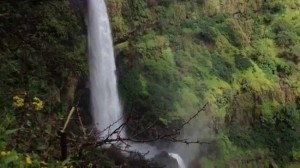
62,102,210,163
82,102,210,148
98,117,124,135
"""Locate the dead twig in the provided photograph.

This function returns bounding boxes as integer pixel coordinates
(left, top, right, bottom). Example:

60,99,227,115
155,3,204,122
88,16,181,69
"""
83,103,210,147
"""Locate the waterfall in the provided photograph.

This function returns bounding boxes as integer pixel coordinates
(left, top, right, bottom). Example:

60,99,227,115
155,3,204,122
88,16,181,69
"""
87,0,186,168
88,0,123,138
168,153,186,168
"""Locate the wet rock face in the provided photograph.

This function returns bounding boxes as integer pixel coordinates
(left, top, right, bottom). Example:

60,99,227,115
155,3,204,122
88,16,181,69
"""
153,151,179,168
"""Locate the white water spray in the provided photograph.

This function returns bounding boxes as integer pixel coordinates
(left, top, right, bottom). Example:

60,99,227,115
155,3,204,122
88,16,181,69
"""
87,0,186,167
88,0,123,137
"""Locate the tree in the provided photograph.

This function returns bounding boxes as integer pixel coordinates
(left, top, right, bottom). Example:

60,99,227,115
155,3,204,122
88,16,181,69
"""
58,103,210,167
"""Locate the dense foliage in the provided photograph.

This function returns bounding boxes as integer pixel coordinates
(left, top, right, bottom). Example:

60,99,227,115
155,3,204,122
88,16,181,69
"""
0,0,300,167
0,0,88,167
110,0,300,167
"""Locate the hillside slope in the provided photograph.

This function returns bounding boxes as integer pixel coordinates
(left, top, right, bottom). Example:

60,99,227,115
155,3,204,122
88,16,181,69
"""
0,0,299,167
109,0,300,167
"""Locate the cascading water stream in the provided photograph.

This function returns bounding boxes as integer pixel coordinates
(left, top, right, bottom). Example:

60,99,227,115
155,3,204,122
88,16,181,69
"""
168,153,186,168
88,0,123,138
87,0,185,167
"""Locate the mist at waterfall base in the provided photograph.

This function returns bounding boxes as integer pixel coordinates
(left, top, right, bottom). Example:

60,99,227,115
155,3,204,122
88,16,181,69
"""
87,0,194,167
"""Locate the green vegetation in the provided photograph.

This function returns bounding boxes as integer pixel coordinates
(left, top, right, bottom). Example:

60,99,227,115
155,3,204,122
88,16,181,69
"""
0,0,88,167
112,0,300,167
229,105,300,162
0,0,300,167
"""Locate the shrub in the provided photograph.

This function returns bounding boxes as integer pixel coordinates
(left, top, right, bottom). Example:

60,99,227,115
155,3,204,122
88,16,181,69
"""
181,20,199,29
221,21,244,47
198,26,218,43
272,20,298,47
211,13,228,23
228,105,300,162
196,0,206,5
276,62,291,76
291,45,300,63
234,54,252,71
275,31,298,47
251,39,278,75
272,20,293,34
125,0,149,24
158,0,175,7
296,96,300,109
263,0,285,14
228,125,255,149
279,45,300,64
211,53,233,83
253,105,300,161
